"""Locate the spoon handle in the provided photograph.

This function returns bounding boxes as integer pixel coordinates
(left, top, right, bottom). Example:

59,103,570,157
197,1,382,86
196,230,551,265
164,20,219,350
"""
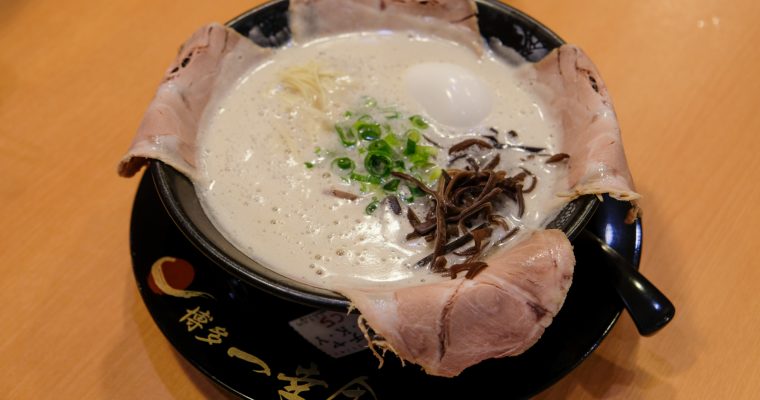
581,230,675,336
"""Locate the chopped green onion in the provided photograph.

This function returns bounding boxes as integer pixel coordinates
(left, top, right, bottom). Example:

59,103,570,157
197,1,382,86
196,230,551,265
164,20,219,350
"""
355,121,382,141
350,173,369,182
336,124,357,146
350,172,381,185
405,129,421,142
417,145,437,157
408,145,437,165
368,140,393,156
404,138,417,156
383,133,401,147
408,185,426,197
365,198,380,214
332,157,355,171
385,110,400,119
428,167,442,182
304,162,315,169
410,115,429,129
411,160,435,171
383,179,400,192
364,152,392,177
327,100,444,205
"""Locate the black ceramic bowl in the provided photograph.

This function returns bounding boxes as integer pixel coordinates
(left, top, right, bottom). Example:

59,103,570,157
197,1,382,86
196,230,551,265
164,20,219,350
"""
151,0,599,310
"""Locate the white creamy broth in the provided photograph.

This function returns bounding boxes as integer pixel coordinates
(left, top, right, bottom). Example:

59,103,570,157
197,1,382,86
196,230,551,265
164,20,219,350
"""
197,32,568,290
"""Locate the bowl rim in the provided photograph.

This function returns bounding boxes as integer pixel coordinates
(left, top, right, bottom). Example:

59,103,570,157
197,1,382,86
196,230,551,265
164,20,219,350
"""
151,0,600,310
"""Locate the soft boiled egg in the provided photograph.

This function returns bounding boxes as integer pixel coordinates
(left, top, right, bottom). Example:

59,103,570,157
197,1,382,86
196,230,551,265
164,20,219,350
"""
404,62,493,128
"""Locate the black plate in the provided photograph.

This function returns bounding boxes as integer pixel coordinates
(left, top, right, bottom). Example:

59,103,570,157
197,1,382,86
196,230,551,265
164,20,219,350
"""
131,167,641,398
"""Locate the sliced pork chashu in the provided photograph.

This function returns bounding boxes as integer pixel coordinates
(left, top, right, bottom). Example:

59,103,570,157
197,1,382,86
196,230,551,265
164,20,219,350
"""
289,0,481,51
118,24,272,179
341,229,574,377
529,45,640,202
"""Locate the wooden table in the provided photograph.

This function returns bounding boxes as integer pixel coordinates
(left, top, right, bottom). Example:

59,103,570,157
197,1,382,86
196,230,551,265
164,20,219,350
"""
2,0,758,398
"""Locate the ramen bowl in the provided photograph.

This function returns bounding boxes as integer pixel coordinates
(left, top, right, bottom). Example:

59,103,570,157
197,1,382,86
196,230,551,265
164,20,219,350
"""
151,0,600,309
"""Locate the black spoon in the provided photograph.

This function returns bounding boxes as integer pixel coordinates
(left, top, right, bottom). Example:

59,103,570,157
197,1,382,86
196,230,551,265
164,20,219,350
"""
581,229,675,336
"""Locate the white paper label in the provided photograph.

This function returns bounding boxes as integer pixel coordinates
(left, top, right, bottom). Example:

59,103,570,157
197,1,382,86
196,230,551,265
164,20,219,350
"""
289,310,368,358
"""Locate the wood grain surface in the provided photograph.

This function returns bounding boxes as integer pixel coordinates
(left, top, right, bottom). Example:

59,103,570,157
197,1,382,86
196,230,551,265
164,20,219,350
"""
1,0,758,398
